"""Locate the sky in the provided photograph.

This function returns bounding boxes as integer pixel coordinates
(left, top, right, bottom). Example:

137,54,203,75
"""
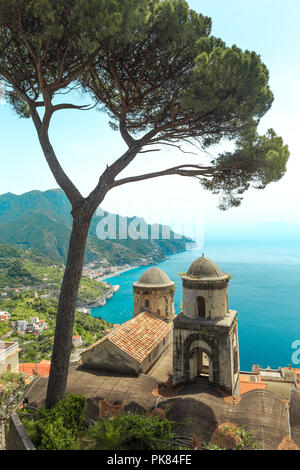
0,0,300,241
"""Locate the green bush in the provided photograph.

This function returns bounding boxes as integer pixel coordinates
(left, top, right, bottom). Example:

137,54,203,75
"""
45,392,87,430
20,392,87,450
39,417,79,450
83,412,177,450
21,417,41,445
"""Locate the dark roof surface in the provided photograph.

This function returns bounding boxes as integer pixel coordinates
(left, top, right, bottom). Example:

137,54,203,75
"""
26,367,289,450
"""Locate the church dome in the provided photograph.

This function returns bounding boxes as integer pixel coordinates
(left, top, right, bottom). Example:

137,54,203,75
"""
186,256,228,280
133,266,174,288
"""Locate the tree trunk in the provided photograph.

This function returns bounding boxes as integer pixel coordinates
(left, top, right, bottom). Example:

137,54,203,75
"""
45,208,92,408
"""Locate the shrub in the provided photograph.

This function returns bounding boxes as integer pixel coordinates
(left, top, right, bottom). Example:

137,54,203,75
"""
210,423,258,450
83,412,178,450
19,392,87,449
39,417,79,450
46,392,87,430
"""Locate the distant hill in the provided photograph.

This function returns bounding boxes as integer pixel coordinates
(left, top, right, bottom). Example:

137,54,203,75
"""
0,244,55,287
0,243,109,303
0,189,191,265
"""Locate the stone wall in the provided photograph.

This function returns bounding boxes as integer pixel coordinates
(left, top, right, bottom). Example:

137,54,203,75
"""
0,344,19,374
81,340,140,375
0,421,6,450
140,330,172,374
182,283,228,320
6,413,36,450
133,286,175,322
173,311,240,395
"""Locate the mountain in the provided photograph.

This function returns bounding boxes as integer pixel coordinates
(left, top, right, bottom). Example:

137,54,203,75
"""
0,244,52,287
0,189,191,265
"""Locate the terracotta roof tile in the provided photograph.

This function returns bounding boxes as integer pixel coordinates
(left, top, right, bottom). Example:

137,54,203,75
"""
81,312,172,363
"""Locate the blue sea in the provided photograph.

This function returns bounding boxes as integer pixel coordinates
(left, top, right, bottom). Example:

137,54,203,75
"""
92,239,300,372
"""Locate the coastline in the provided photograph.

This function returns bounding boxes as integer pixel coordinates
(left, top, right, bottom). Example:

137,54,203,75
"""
97,264,142,282
77,263,158,313
82,244,198,315
95,245,198,282
76,283,120,311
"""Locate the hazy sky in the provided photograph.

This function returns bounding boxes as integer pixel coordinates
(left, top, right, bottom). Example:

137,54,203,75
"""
0,0,299,240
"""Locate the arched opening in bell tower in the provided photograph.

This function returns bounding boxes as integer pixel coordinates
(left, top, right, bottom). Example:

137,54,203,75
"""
197,351,209,377
188,346,213,383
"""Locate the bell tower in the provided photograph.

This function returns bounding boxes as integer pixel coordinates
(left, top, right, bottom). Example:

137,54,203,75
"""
133,266,175,323
173,255,240,395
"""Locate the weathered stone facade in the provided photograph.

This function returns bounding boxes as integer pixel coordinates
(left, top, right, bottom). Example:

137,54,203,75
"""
173,256,240,395
0,341,19,375
133,267,175,323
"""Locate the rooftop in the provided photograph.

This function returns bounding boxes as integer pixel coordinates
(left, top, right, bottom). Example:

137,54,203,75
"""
81,312,172,364
25,365,290,450
240,373,267,394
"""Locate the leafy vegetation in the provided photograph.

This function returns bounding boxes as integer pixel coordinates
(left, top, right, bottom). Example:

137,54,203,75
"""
0,244,109,304
0,245,112,362
0,370,24,386
0,291,112,362
208,423,259,450
83,412,180,450
19,398,182,451
16,395,260,451
0,322,10,338
18,393,86,450
0,371,26,419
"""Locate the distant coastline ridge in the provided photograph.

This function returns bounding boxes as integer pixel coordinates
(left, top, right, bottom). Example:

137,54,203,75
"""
0,188,193,265
76,282,121,311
